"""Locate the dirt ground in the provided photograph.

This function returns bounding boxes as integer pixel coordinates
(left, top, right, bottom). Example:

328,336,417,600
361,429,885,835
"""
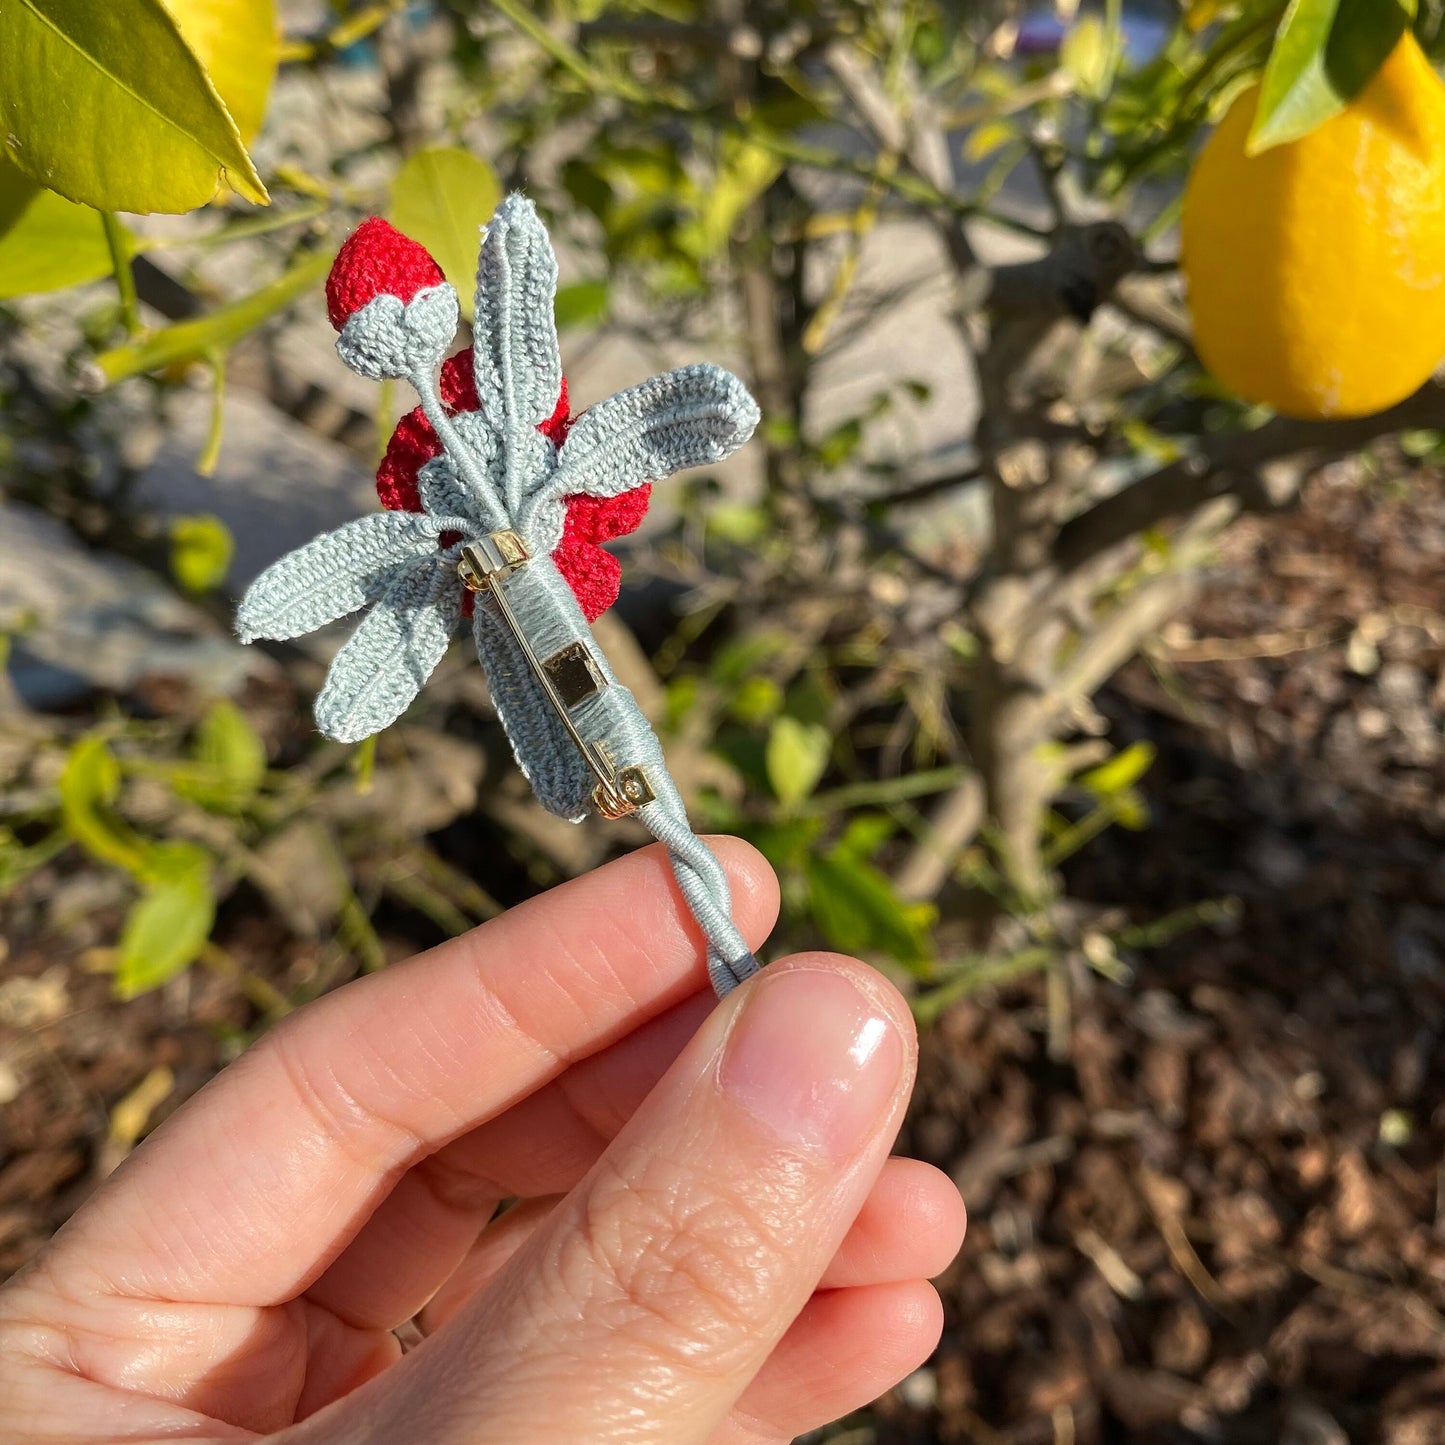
3,463,1443,1443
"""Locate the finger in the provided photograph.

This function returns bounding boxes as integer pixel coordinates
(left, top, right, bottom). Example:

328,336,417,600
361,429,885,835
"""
818,1157,966,1289
418,1196,560,1335
305,955,917,1445
719,1280,943,1445
47,840,778,1308
308,990,715,1328
417,1156,964,1336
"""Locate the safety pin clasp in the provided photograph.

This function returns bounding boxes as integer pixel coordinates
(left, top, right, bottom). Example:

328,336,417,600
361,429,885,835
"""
459,533,654,820
458,530,529,590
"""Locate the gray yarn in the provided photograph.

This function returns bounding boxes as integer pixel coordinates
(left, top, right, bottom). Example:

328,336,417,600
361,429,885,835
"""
473,195,564,516
237,511,458,643
520,364,762,554
237,191,763,995
336,282,458,380
314,552,463,744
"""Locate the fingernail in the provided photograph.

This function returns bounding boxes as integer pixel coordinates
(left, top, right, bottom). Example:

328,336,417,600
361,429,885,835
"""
718,969,904,1156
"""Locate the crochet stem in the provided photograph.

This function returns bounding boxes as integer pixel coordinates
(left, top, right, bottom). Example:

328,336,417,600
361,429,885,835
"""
413,368,509,532
636,786,761,999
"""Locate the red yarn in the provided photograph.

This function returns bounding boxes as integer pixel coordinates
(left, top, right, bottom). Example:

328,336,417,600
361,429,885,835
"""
373,354,650,619
326,217,445,331
540,376,572,444
552,538,622,623
439,348,479,409
552,484,652,620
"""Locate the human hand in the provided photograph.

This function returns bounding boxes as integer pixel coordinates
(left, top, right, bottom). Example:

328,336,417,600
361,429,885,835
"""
0,840,965,1443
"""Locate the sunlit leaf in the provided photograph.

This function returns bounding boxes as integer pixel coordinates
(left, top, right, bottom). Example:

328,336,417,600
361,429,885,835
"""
963,119,1017,162
181,700,266,809
1061,16,1119,99
115,873,214,998
169,513,234,594
766,715,832,808
389,146,501,322
0,0,267,213
59,737,152,877
162,0,279,144
806,851,935,970
692,135,783,257
1078,741,1156,797
0,157,119,298
1249,0,1411,152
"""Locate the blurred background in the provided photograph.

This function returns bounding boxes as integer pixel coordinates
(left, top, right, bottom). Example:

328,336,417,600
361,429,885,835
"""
2,2,1444,1440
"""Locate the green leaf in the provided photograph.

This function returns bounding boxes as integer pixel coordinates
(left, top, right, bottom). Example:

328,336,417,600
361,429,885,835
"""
1078,741,1156,797
836,812,896,861
729,675,784,726
0,157,119,298
1249,0,1411,151
816,418,863,470
90,247,331,384
691,135,783,257
805,851,935,970
184,700,266,808
746,817,825,873
163,0,279,144
115,873,215,998
1112,789,1150,830
1061,16,1120,100
553,278,610,330
59,736,148,876
0,0,267,213
766,716,832,809
389,146,501,323
169,513,233,594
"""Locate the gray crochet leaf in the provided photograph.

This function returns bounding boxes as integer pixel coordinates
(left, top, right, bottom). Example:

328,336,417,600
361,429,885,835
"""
472,195,563,513
418,456,479,523
473,601,593,820
523,363,760,545
450,409,502,468
236,511,451,643
314,554,462,743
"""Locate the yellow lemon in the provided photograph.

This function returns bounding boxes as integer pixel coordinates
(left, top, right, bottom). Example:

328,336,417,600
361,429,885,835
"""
1181,34,1445,420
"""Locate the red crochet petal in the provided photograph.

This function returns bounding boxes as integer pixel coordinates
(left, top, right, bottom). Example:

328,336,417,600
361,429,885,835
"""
327,218,445,331
561,484,651,545
439,348,480,410
540,376,572,444
376,407,437,513
548,484,650,620
553,538,622,622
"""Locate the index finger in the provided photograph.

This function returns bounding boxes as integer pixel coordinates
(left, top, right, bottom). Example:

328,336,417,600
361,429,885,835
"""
49,839,778,1307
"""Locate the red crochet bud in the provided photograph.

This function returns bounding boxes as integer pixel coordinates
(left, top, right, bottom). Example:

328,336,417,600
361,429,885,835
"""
326,217,445,331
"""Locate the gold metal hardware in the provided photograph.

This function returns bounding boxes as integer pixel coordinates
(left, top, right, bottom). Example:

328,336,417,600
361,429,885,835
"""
542,641,605,708
458,531,529,591
458,532,652,818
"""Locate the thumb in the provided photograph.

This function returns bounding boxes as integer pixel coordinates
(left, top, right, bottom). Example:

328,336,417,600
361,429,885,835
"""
341,955,914,1445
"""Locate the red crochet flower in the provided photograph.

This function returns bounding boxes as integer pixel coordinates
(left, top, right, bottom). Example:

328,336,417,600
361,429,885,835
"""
375,349,649,621
329,217,650,621
326,217,445,331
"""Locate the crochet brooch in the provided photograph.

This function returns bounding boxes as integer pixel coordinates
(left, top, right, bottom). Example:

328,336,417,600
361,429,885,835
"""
237,195,762,996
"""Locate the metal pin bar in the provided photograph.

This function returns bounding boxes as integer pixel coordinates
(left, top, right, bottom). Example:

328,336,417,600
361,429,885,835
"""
459,534,653,818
